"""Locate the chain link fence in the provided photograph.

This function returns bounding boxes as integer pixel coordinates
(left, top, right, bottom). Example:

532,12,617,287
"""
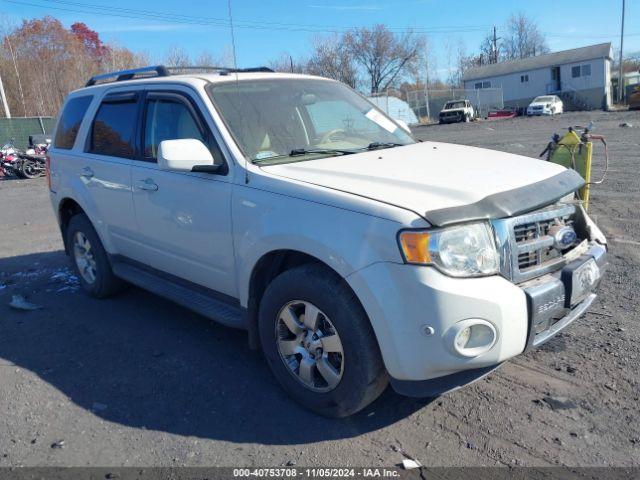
0,117,55,149
371,88,504,125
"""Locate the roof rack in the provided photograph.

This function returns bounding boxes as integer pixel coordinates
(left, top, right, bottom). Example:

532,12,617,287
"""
85,65,274,87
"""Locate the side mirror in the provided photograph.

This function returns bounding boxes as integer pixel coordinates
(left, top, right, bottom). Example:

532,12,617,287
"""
157,139,218,173
396,119,411,133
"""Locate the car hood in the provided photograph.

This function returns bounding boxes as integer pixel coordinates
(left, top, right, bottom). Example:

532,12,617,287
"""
260,142,583,226
529,102,551,107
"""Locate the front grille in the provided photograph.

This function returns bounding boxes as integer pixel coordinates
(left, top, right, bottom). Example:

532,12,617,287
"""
513,206,574,273
493,203,581,283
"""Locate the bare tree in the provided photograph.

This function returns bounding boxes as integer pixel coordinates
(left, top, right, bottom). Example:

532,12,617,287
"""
307,35,358,88
344,24,426,94
194,50,233,68
268,52,307,74
164,46,190,67
448,39,481,87
478,33,495,65
501,13,549,60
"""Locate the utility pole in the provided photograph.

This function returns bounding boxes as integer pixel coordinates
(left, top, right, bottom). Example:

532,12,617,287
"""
492,26,499,64
424,60,431,122
0,73,11,118
618,0,626,103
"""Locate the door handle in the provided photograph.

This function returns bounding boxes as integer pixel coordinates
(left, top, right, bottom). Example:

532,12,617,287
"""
137,178,158,192
80,166,94,179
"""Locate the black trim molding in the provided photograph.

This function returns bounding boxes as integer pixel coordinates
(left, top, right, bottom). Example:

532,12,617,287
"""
425,169,585,227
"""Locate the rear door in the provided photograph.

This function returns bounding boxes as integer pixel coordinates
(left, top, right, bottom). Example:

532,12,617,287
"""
50,94,94,194
81,91,140,254
128,87,236,297
51,91,139,255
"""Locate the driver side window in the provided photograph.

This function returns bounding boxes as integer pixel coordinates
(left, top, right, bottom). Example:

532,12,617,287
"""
143,95,222,163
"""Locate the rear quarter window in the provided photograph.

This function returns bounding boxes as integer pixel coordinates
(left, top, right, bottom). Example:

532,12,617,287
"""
54,96,93,150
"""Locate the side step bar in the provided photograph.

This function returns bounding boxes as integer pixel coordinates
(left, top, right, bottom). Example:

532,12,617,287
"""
111,262,246,329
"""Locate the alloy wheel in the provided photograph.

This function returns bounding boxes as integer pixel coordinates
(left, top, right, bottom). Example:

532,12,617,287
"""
275,300,344,392
73,231,97,284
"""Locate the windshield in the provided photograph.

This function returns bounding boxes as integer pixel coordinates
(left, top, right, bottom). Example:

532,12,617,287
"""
207,78,414,163
533,96,554,103
444,101,465,109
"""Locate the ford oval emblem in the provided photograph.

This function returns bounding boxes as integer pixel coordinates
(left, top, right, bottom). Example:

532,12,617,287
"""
554,227,577,248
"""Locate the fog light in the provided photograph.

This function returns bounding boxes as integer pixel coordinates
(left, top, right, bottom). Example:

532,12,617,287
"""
451,320,497,357
455,327,471,350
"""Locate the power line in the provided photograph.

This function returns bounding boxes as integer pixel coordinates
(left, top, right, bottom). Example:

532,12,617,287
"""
41,0,493,32
4,0,638,43
3,0,493,34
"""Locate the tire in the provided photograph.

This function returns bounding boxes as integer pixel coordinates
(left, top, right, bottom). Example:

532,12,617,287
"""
18,159,43,179
464,113,470,123
259,263,388,418
66,214,123,298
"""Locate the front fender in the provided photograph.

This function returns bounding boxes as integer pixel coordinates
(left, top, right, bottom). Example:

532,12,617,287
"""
232,184,404,307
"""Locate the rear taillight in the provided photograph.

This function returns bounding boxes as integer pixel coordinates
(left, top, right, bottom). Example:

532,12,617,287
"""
45,155,52,191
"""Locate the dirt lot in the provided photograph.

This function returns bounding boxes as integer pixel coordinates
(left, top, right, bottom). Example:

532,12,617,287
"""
0,111,639,468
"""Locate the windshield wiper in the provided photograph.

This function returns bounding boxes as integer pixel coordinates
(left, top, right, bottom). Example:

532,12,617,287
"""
252,148,355,164
365,142,404,151
289,148,356,156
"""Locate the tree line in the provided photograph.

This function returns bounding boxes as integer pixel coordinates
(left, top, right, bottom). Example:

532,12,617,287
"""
268,13,553,94
2,12,594,118
0,16,149,117
0,17,225,118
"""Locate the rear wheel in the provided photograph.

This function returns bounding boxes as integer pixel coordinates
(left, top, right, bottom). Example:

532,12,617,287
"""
66,214,123,298
259,263,388,417
18,159,43,179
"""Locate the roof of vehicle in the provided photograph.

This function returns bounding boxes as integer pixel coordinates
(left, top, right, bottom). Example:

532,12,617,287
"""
74,66,333,95
442,99,469,107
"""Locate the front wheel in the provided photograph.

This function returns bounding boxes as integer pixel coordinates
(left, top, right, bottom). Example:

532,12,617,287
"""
259,264,388,417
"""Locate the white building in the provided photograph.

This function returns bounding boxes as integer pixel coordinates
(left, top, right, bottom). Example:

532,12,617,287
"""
462,43,613,111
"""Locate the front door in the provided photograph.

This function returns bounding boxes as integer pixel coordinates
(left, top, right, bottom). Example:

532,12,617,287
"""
551,66,561,91
129,89,236,297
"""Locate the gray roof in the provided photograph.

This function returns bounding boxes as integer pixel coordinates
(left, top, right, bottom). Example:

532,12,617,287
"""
462,43,612,82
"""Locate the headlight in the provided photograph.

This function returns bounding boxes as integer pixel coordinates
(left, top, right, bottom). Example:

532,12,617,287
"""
398,222,500,277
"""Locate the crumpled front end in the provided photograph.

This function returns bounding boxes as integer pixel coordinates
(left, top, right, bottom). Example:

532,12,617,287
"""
347,202,607,397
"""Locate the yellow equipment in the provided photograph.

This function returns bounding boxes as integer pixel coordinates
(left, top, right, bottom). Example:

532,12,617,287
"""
546,127,608,211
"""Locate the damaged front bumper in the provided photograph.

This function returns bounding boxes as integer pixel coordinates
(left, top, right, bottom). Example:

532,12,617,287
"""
523,242,607,349
389,241,607,398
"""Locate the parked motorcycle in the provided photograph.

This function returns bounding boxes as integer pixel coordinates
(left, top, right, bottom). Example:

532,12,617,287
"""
16,153,47,179
26,134,51,156
16,134,50,179
0,139,47,179
0,140,21,178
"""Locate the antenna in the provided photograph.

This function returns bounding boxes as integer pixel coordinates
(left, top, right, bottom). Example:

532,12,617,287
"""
227,0,249,184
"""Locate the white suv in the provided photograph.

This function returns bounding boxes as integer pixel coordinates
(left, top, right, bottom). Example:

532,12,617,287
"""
48,66,607,417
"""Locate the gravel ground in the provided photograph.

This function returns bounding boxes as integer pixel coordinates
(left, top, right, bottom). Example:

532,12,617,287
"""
0,110,639,468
